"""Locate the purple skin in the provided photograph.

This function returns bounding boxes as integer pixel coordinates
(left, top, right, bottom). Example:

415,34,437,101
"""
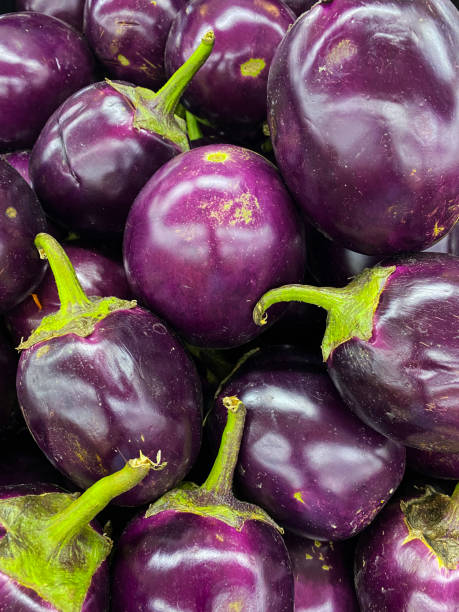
306,222,459,287
30,81,180,235
329,254,459,453
165,0,295,126
354,486,459,611
0,12,95,152
14,0,85,30
0,160,47,312
85,0,185,90
123,143,305,348
407,447,459,481
113,512,292,611
18,307,203,505
1,150,32,186
210,347,405,540
6,244,131,344
284,532,359,611
268,0,459,255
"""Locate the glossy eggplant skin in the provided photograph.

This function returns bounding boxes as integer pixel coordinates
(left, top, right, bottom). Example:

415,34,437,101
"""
85,0,185,89
15,0,85,30
2,150,32,186
354,496,459,611
407,447,459,481
30,81,180,235
124,144,305,348
268,0,459,255
0,12,95,152
112,511,294,611
210,348,405,540
0,160,47,312
284,532,359,611
329,254,459,453
165,0,295,126
6,244,131,344
17,307,203,506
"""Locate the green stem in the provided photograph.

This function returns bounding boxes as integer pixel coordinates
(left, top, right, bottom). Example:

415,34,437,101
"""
201,396,246,497
186,111,204,142
155,31,215,117
45,453,166,548
35,233,90,312
445,482,459,526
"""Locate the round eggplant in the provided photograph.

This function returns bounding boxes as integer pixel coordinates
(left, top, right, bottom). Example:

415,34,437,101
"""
0,12,95,151
407,447,459,481
14,0,85,30
17,234,203,506
112,397,294,611
210,347,405,540
123,143,305,348
30,32,215,235
268,0,459,255
254,253,459,453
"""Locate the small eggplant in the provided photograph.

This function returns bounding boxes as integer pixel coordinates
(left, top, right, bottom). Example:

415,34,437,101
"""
14,0,85,30
0,453,165,611
254,253,459,453
17,233,203,506
111,397,294,611
210,346,405,540
0,12,95,151
354,483,459,611
0,159,47,312
124,143,305,348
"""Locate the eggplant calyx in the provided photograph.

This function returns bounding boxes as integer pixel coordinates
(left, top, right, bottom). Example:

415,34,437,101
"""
106,31,215,153
146,396,283,533
0,453,164,612
253,265,396,361
17,233,137,350
401,485,459,570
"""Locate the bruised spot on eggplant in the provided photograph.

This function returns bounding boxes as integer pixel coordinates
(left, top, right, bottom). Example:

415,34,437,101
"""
240,58,266,78
5,206,16,219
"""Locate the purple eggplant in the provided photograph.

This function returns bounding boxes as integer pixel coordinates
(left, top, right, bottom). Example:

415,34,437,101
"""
2,150,32,186
6,244,131,344
0,159,47,312
14,0,85,30
254,252,459,453
355,483,459,610
165,0,295,127
17,233,202,506
30,32,215,236
268,0,459,255
0,454,164,611
85,0,185,89
284,532,359,611
0,12,95,152
124,143,305,348
209,347,405,540
112,396,294,611
407,447,459,481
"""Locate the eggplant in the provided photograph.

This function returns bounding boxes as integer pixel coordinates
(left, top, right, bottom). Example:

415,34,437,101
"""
85,0,186,89
0,159,47,312
165,0,295,127
17,233,202,506
30,33,215,236
254,253,459,453
2,150,32,186
0,12,95,152
0,454,165,611
14,0,85,30
354,483,459,610
407,447,459,481
6,244,131,344
267,0,459,255
284,532,359,611
209,347,405,540
112,397,294,611
124,143,305,348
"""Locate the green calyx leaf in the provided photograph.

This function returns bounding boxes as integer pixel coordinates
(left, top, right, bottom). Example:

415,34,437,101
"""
253,265,396,360
0,493,111,612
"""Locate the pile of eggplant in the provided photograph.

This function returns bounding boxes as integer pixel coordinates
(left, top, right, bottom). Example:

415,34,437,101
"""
0,0,458,610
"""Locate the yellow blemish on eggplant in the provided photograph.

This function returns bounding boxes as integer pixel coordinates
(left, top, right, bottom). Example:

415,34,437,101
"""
228,602,243,612
215,534,224,542
31,293,42,311
322,564,332,571
240,58,266,78
293,491,306,504
199,192,260,226
305,553,313,559
314,540,321,548
433,221,444,237
117,54,130,66
320,39,357,73
5,206,17,219
206,151,228,163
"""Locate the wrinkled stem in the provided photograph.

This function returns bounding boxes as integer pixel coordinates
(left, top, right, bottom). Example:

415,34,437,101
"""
35,233,90,312
201,397,246,497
